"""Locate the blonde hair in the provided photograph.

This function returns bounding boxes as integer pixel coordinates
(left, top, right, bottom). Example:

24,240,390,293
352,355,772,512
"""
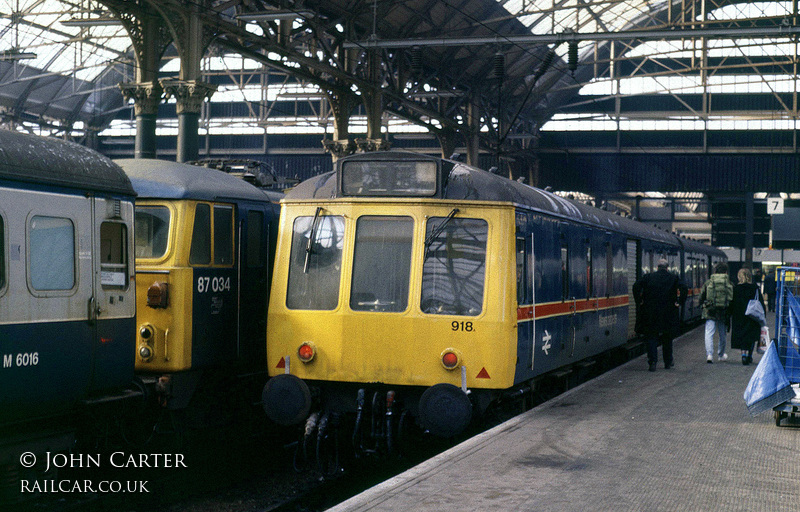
738,267,752,284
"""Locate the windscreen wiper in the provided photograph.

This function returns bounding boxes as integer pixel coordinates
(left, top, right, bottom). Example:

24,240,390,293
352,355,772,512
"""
303,206,323,273
424,208,459,249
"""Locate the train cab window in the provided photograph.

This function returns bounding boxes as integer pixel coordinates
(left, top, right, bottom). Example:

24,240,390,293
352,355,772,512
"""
213,206,233,265
421,217,487,316
190,204,211,265
135,206,170,259
561,244,569,300
246,211,264,267
350,216,413,312
0,216,4,290
100,222,128,288
287,214,345,310
29,216,75,291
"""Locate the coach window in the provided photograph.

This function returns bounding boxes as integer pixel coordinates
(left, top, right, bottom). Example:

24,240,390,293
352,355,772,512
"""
246,211,264,267
100,222,128,288
190,204,211,265
135,206,170,259
351,216,413,312
287,214,345,310
561,243,569,300
421,217,487,316
586,244,593,297
213,205,233,265
29,216,75,291
605,242,613,296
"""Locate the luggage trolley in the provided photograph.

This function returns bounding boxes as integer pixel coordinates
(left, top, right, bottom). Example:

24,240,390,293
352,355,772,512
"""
772,267,800,426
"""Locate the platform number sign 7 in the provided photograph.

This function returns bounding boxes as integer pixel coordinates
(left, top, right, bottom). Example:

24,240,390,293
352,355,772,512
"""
768,198,784,215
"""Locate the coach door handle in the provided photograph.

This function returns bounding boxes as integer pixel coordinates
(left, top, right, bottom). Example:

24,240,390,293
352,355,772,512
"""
88,296,96,325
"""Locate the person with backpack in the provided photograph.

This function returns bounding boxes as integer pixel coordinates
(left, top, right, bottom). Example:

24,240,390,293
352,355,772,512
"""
700,262,734,363
633,258,688,371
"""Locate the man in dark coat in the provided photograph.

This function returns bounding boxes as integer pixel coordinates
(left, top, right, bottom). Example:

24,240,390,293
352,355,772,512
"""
763,271,777,312
633,258,688,371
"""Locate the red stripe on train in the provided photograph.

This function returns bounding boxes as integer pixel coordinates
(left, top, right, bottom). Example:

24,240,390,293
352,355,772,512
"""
517,295,629,321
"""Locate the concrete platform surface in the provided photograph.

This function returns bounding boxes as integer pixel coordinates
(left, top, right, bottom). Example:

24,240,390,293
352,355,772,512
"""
329,322,800,512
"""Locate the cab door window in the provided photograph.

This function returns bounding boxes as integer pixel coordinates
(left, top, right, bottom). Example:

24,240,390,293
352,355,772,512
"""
213,206,233,265
190,204,211,265
100,221,128,288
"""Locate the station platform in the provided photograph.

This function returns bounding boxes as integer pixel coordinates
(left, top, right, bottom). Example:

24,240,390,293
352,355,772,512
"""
329,319,800,512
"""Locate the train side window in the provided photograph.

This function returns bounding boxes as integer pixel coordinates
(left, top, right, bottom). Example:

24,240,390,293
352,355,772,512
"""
351,216,413,312
287,215,345,310
421,217,487,316
29,216,75,291
214,205,233,265
190,204,211,265
586,244,593,297
561,244,569,300
134,206,170,259
246,210,264,267
516,237,525,304
605,242,613,296
100,222,128,288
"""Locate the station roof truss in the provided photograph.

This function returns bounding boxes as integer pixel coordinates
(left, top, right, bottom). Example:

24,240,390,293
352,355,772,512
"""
2,1,800,194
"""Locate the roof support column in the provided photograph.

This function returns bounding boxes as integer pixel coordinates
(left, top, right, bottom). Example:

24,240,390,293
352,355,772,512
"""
435,128,460,160
322,91,359,161
745,193,754,268
357,49,390,151
160,3,216,162
119,82,162,159
161,80,216,162
113,8,170,159
466,101,480,167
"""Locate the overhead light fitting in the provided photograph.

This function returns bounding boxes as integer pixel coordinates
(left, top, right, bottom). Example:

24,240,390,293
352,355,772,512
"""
238,10,314,22
0,50,37,61
61,16,122,27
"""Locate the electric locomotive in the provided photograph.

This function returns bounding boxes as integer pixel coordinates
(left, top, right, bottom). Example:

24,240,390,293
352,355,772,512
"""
0,130,137,487
262,151,724,444
117,159,282,411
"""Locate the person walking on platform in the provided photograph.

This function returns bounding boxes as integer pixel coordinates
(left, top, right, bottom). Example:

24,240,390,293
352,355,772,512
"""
730,268,765,366
700,262,733,363
633,258,687,372
763,270,777,312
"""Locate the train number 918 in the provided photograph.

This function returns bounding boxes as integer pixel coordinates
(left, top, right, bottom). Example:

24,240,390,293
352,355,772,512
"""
197,276,231,293
451,321,474,332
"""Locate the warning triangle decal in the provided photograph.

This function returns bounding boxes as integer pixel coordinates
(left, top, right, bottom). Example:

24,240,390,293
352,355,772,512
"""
476,367,490,379
276,358,286,368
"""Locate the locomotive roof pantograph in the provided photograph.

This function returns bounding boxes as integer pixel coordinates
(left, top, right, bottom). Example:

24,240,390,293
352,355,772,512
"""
116,158,283,203
0,129,134,196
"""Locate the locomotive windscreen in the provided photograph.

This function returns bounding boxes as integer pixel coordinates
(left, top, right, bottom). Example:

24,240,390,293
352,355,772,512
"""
341,160,436,196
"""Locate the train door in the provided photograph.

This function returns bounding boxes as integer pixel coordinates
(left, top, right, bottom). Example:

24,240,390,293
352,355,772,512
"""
7,190,95,413
626,239,640,339
515,212,534,375
90,196,136,392
236,203,271,365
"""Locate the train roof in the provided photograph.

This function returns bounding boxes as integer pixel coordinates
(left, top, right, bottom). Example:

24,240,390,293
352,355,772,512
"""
678,235,726,257
287,151,684,246
116,159,283,203
0,129,134,196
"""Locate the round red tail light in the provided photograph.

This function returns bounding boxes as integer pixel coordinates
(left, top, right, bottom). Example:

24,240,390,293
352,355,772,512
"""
441,349,460,370
298,342,315,362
